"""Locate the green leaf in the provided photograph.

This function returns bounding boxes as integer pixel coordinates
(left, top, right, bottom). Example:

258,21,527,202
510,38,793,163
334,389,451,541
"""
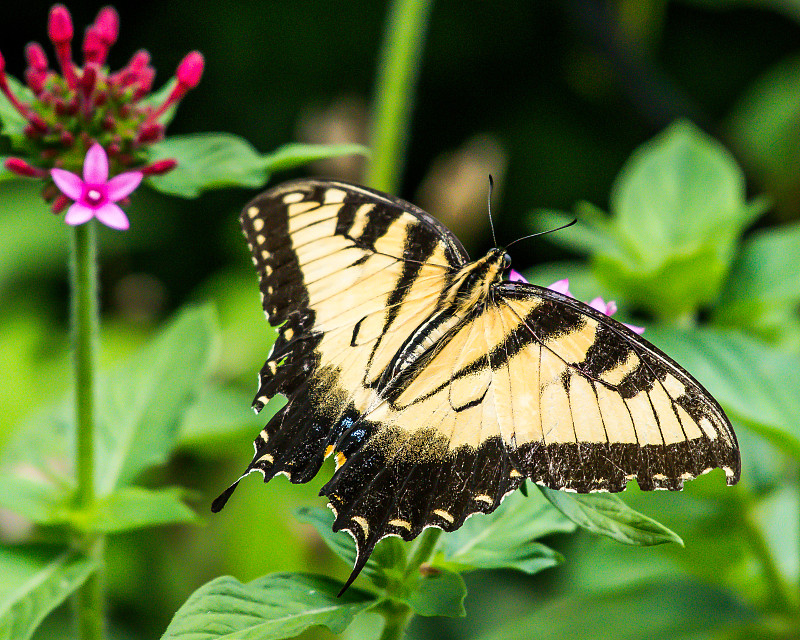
161,573,376,640
72,486,198,533
528,206,614,256
405,566,467,618
437,486,573,575
260,142,369,173
95,305,216,493
178,383,281,453
646,326,800,462
540,487,683,546
146,134,367,198
589,120,763,319
0,473,64,524
478,578,753,640
0,547,97,640
714,221,800,338
0,76,30,145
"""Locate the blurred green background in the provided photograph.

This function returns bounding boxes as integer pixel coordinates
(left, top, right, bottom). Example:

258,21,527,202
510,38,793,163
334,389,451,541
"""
2,0,800,638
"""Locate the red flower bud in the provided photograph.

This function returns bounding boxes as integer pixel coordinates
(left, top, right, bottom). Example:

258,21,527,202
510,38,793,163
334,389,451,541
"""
52,194,70,213
82,28,105,64
5,157,46,178
48,5,73,45
133,67,155,99
0,49,5,74
136,121,163,144
25,69,47,95
131,50,150,70
140,158,177,176
95,7,119,45
176,51,204,89
49,5,77,88
60,130,74,146
25,43,49,71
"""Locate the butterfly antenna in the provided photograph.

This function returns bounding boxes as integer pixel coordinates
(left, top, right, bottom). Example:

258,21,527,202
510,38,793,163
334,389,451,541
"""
505,218,577,251
487,174,498,247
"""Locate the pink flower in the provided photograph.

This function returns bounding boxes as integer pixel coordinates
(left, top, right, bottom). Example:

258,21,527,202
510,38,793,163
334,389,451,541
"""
50,143,142,230
509,272,645,334
0,5,198,199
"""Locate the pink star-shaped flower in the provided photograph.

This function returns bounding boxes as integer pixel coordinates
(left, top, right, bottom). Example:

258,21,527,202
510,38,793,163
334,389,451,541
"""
50,143,142,230
509,272,645,334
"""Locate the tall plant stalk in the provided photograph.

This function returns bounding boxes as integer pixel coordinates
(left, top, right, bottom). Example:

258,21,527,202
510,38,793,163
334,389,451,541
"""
364,0,438,637
71,222,104,640
364,0,435,194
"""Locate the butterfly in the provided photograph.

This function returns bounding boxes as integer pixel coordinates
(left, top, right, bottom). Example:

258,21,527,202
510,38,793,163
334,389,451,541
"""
212,179,740,592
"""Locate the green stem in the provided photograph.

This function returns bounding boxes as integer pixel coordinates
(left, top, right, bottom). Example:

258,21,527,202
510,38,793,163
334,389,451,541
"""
378,528,443,640
402,527,442,581
363,0,435,194
70,222,104,640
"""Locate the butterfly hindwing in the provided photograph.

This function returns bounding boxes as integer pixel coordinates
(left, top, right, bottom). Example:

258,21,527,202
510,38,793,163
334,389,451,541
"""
215,179,740,593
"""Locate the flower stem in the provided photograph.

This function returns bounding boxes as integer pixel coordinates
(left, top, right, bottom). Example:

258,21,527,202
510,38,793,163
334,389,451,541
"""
378,528,443,640
70,222,104,640
364,0,435,194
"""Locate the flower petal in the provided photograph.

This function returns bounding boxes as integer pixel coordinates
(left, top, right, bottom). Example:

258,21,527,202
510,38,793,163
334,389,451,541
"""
625,323,646,335
588,297,608,314
64,202,95,226
547,279,573,298
50,168,84,200
106,171,143,201
508,269,528,283
94,202,129,230
83,143,109,183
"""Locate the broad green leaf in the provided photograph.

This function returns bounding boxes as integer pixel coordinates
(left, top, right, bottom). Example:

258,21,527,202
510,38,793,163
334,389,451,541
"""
95,305,216,493
178,383,274,453
478,578,753,640
0,473,65,524
0,548,97,640
147,133,269,196
70,486,198,533
147,134,367,197
611,121,749,250
437,487,573,575
405,566,467,618
161,573,376,640
540,487,683,546
588,121,764,319
646,326,800,461
714,221,800,338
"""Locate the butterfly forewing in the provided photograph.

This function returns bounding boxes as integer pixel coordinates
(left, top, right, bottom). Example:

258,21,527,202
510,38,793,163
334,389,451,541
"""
214,179,740,594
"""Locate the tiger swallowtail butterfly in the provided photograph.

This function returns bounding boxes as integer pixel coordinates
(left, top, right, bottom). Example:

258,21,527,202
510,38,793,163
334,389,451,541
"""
212,179,740,593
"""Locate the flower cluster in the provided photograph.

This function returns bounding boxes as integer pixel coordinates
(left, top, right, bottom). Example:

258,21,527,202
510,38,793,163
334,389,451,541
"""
509,270,645,334
0,4,203,222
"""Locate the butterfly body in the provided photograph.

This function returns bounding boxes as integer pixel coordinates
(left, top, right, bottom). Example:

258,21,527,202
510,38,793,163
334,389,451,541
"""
213,179,740,592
